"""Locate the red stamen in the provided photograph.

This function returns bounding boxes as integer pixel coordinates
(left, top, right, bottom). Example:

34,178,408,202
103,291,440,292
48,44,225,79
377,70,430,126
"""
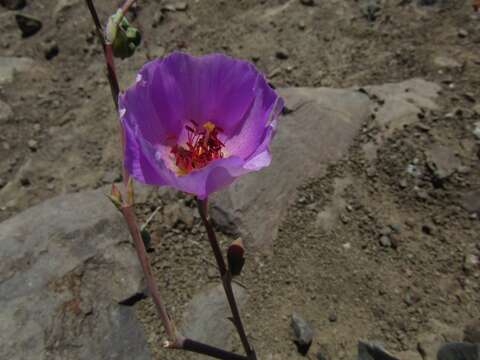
170,122,225,175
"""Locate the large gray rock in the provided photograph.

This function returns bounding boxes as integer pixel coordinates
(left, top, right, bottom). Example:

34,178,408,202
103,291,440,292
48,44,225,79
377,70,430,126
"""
0,190,150,360
211,86,371,250
362,78,440,161
182,284,247,350
211,79,440,251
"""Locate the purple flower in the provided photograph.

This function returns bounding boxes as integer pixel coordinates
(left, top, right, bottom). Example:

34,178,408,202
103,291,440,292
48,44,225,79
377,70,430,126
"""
119,52,284,199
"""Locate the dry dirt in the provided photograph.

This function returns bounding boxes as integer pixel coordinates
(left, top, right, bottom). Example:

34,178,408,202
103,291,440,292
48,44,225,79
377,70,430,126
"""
1,0,480,359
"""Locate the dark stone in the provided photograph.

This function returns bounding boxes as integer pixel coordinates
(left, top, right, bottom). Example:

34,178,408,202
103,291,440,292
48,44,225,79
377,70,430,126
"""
361,0,381,22
15,14,42,38
291,313,313,355
0,0,26,10
20,176,30,186
328,312,337,322
437,342,480,360
357,341,399,360
44,41,59,60
417,0,437,5
275,49,289,60
422,224,435,236
300,0,315,6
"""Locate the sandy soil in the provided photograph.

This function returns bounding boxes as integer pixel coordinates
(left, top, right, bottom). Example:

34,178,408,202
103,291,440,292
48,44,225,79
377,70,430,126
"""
1,0,479,359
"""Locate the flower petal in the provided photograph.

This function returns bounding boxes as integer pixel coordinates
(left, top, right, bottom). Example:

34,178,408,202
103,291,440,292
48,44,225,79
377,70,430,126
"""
225,93,284,159
120,52,284,198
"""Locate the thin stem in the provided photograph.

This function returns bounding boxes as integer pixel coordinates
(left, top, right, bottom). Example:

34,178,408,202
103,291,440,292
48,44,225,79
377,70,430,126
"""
180,338,248,360
84,0,127,183
84,0,104,46
121,0,138,14
121,206,176,341
196,198,257,360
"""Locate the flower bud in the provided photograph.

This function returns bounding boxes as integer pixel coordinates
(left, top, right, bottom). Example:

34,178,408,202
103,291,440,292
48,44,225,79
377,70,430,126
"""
106,183,123,209
106,9,141,59
227,238,245,276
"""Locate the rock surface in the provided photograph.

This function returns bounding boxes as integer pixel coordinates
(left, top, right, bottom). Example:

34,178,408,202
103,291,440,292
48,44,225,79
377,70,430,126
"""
211,85,371,250
211,79,439,251
181,283,247,350
0,189,150,360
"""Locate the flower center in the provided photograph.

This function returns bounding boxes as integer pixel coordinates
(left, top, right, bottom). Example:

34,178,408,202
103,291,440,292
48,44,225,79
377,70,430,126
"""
171,121,225,175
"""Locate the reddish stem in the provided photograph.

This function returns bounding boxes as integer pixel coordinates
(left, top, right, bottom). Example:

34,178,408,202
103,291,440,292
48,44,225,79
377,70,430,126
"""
121,0,138,14
196,198,257,360
121,206,176,340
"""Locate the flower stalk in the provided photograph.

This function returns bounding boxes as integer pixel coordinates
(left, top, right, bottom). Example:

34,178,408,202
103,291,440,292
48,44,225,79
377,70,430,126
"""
196,198,257,360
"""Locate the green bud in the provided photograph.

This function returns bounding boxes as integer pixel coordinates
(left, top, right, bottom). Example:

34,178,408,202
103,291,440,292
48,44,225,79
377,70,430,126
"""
106,9,142,59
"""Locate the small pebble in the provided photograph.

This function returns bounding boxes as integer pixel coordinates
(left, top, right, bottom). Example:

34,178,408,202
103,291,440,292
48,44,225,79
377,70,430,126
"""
44,41,59,60
20,177,31,186
300,0,315,5
152,11,164,27
389,223,401,233
0,0,26,10
328,312,337,322
27,139,37,151
379,235,392,248
421,224,434,235
275,49,289,60
291,313,313,355
458,29,468,38
15,14,42,38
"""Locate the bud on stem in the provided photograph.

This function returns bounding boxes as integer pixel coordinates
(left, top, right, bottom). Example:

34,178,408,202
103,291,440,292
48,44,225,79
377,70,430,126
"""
227,238,245,276
106,183,123,209
106,9,141,59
